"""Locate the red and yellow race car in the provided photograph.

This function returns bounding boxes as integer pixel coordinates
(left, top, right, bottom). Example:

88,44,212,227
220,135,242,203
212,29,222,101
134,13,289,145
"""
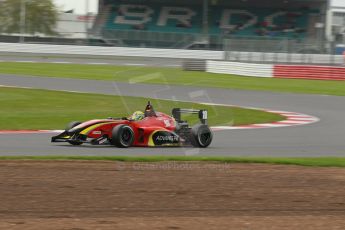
51,101,213,148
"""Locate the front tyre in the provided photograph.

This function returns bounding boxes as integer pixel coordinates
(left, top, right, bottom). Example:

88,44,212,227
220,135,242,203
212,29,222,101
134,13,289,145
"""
66,121,81,131
111,125,135,148
66,121,82,146
190,124,213,148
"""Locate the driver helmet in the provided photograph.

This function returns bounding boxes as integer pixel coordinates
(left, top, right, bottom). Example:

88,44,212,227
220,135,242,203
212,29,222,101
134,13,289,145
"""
145,101,156,117
129,111,145,121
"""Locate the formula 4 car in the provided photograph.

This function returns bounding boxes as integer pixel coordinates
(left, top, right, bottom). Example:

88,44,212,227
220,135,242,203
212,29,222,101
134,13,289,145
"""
51,101,213,148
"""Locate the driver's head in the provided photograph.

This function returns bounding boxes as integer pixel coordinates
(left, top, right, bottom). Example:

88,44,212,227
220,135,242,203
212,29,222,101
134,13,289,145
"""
145,101,156,117
129,111,145,121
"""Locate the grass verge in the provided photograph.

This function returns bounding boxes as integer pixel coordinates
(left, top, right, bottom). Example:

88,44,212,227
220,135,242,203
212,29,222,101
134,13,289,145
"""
0,156,344,167
0,62,344,96
0,87,283,130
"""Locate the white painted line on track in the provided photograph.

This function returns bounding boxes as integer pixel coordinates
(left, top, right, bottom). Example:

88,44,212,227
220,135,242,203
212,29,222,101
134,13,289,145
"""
288,117,317,121
0,84,33,89
51,61,72,64
15,60,36,63
212,126,253,130
87,63,109,65
164,64,180,67
124,63,147,66
253,124,289,127
268,110,298,114
277,120,310,124
0,130,64,134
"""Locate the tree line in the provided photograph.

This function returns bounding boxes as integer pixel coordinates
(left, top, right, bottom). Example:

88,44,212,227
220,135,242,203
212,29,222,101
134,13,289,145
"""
0,0,58,35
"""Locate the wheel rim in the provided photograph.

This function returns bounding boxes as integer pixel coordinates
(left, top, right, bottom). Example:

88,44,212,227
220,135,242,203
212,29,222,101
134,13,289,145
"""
121,128,132,145
198,131,211,146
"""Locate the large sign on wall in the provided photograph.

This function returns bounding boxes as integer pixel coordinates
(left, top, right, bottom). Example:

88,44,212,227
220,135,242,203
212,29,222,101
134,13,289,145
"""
113,4,307,31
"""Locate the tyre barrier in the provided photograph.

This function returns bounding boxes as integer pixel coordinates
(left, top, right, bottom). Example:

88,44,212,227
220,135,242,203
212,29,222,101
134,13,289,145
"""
206,61,345,81
273,65,345,81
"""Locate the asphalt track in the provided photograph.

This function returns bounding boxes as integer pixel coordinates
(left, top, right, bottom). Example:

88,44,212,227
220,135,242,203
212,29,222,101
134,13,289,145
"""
1,70,345,157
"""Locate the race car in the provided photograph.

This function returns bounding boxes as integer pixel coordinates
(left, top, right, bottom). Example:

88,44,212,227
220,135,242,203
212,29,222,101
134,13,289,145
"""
51,101,213,148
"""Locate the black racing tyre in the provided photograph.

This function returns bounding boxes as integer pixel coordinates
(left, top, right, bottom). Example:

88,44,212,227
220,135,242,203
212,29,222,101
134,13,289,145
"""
111,125,135,148
66,121,81,131
66,121,82,146
190,124,213,148
68,140,83,146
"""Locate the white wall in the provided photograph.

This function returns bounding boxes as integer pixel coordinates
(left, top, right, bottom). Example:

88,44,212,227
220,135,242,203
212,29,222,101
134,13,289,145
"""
54,0,99,14
206,61,273,78
0,43,224,60
56,13,95,38
331,0,345,8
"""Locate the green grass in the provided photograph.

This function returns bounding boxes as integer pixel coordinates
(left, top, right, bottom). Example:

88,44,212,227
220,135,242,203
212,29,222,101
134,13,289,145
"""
0,62,344,96
0,156,344,167
0,87,283,130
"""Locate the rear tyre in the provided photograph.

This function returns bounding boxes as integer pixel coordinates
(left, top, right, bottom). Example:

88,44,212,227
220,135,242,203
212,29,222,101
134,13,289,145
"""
66,121,82,146
111,125,134,148
190,124,213,148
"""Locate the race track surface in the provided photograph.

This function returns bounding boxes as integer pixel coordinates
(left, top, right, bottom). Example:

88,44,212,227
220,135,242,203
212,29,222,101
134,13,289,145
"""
1,73,345,157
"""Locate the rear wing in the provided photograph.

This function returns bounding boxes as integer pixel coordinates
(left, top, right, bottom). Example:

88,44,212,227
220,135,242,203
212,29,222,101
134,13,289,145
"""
172,108,208,125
